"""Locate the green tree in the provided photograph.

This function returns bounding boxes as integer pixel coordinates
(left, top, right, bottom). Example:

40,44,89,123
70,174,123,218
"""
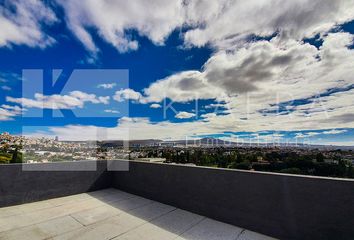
229,160,251,170
316,153,324,163
347,163,354,178
10,148,22,164
279,168,302,174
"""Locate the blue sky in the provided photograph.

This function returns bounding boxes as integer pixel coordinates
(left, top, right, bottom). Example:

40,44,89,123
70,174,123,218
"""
0,0,354,145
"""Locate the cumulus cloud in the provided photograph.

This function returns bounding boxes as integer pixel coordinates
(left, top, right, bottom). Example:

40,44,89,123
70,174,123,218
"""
136,31,354,132
142,71,217,103
1,0,354,140
322,129,348,135
97,83,116,89
52,0,354,53
0,0,57,48
97,96,110,104
294,132,321,138
56,0,185,53
104,109,119,114
1,0,354,53
113,89,144,103
175,111,196,119
6,91,110,109
35,117,212,141
295,129,348,138
141,33,353,103
184,0,354,48
25,116,352,143
200,113,217,119
0,104,24,121
205,103,226,109
250,133,284,142
14,30,353,136
150,103,162,109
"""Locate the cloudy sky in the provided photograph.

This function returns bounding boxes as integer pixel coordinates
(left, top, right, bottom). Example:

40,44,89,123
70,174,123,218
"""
0,0,354,145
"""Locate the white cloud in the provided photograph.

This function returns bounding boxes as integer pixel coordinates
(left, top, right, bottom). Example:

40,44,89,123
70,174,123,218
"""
52,0,354,53
322,129,348,135
295,133,306,138
97,83,117,89
23,31,353,137
175,111,196,119
294,129,348,139
1,86,11,91
142,70,219,103
0,104,23,121
1,0,353,54
150,103,161,109
56,0,185,53
205,103,226,109
184,0,354,48
6,91,110,109
0,1,353,140
113,88,144,103
25,117,352,144
0,72,22,82
306,132,321,137
141,34,344,102
200,113,217,119
0,0,57,48
295,132,322,138
251,133,284,142
34,117,211,141
104,109,119,114
136,31,354,132
97,96,110,104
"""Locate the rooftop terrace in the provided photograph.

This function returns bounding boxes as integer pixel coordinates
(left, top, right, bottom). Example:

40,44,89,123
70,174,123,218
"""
1,160,354,240
0,188,274,240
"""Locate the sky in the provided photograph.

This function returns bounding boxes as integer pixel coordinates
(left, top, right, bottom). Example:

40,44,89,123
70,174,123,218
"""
0,0,354,145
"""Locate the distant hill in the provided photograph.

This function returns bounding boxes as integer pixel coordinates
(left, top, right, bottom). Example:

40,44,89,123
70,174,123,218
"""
162,137,235,146
100,139,162,147
62,137,354,150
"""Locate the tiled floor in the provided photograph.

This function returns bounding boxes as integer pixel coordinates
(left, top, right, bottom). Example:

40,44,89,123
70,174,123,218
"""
0,189,276,240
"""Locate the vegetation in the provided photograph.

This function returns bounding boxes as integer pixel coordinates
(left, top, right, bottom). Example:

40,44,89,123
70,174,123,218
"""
136,147,354,179
0,147,23,164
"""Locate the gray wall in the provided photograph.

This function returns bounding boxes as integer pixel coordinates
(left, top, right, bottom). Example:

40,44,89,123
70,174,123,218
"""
112,160,354,240
0,160,111,207
1,160,353,239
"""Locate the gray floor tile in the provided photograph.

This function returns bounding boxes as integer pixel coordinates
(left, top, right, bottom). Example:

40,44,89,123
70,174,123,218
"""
0,216,82,240
176,218,243,240
70,205,122,226
237,229,277,240
0,189,277,240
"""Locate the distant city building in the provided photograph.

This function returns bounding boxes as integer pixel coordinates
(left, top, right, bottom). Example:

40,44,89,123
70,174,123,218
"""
137,158,166,163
